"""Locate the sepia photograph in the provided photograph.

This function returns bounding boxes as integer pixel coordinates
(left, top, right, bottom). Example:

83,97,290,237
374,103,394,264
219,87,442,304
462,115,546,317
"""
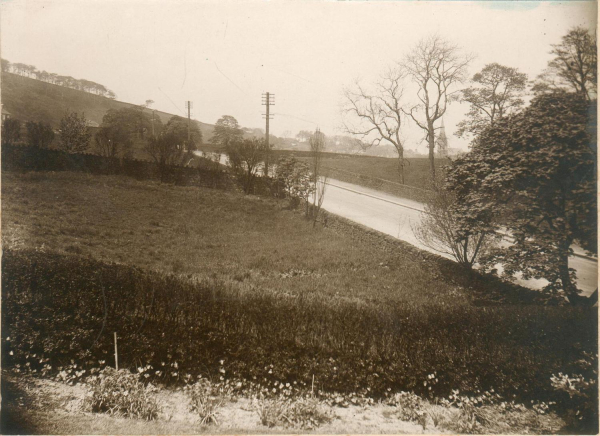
0,0,597,434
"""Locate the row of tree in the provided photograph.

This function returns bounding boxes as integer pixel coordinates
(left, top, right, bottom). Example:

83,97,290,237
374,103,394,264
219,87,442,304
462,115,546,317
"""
342,27,597,184
403,27,597,306
1,58,117,99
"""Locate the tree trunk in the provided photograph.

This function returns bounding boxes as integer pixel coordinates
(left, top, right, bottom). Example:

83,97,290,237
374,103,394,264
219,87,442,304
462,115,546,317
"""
558,241,591,305
427,122,436,179
397,148,405,185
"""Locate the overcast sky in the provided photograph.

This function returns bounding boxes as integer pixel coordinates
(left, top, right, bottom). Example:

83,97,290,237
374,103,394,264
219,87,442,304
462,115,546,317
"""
1,0,596,151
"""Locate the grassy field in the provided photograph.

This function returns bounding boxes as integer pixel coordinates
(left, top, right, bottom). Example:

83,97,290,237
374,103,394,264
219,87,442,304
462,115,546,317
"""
1,171,597,431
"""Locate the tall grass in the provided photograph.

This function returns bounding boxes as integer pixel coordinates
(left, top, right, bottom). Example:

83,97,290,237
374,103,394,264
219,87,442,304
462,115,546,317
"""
3,249,596,406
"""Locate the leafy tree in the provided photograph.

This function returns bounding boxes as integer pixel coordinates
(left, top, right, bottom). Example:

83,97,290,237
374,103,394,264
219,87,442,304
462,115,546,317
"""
342,67,409,183
225,137,267,193
58,112,92,153
447,92,597,305
402,35,473,178
25,121,55,148
296,130,312,142
95,125,133,159
164,115,202,152
534,26,597,101
211,115,243,148
276,157,313,209
145,130,185,182
456,63,528,140
2,118,22,146
1,58,10,72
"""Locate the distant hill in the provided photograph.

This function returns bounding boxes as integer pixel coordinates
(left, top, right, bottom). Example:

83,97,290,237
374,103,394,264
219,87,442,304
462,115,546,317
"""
1,72,216,141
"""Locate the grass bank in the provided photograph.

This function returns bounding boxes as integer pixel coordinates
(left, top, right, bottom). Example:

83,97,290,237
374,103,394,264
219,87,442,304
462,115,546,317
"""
1,171,597,422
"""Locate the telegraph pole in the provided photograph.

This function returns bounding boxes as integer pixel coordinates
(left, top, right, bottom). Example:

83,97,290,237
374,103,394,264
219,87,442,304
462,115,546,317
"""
261,92,274,176
185,101,193,147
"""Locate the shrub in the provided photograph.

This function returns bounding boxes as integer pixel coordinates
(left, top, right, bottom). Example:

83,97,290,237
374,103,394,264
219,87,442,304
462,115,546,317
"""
187,379,226,425
389,391,425,423
551,372,599,433
255,395,333,429
84,367,160,420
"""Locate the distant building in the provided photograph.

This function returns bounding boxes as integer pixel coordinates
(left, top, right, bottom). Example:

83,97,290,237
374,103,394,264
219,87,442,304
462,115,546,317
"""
436,119,449,158
2,107,11,121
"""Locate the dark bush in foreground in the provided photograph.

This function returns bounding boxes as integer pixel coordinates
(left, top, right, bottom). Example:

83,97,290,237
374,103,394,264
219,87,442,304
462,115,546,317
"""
2,249,597,415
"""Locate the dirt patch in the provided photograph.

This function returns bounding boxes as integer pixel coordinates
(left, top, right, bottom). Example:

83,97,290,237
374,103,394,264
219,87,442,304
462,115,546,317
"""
2,372,450,434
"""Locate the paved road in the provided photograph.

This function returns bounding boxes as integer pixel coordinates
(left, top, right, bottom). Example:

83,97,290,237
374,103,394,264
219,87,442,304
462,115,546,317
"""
195,150,597,296
321,178,598,296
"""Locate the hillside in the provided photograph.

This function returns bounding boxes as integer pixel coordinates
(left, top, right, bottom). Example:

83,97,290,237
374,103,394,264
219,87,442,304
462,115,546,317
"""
1,72,216,141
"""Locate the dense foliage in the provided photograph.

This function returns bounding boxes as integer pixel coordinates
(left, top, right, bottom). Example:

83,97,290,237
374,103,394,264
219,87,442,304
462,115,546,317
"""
25,121,55,149
2,118,22,146
211,115,244,148
447,92,597,304
58,111,92,153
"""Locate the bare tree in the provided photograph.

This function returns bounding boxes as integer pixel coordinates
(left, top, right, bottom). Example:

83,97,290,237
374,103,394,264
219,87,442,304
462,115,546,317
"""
342,67,408,183
401,35,473,178
308,129,328,226
413,175,496,269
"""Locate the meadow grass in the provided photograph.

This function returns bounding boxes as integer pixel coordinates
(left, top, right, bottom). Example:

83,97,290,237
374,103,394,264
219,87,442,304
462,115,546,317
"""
1,171,597,412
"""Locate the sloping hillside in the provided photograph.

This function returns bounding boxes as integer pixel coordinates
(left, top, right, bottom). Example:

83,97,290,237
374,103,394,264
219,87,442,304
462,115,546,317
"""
1,72,216,141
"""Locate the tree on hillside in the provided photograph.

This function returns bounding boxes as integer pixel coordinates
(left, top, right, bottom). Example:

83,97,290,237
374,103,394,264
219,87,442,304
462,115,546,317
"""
145,130,185,182
342,67,409,184
164,115,202,152
26,121,55,148
401,35,473,178
1,58,10,72
2,118,22,146
225,137,267,193
133,100,155,139
446,91,597,305
456,63,528,140
58,112,91,153
95,123,133,159
533,26,597,101
211,115,244,148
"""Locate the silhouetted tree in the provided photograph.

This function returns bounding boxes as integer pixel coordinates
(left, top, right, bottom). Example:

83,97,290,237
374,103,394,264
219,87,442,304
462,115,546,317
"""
212,115,244,148
456,63,528,141
2,118,22,146
26,121,55,148
533,26,597,101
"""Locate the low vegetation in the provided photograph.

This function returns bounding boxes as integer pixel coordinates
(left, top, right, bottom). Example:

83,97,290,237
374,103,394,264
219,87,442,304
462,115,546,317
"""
2,171,597,433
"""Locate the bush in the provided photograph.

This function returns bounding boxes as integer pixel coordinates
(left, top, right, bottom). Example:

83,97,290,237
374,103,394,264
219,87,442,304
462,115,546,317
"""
84,367,160,420
255,395,333,429
551,371,599,433
389,391,426,427
187,379,226,425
